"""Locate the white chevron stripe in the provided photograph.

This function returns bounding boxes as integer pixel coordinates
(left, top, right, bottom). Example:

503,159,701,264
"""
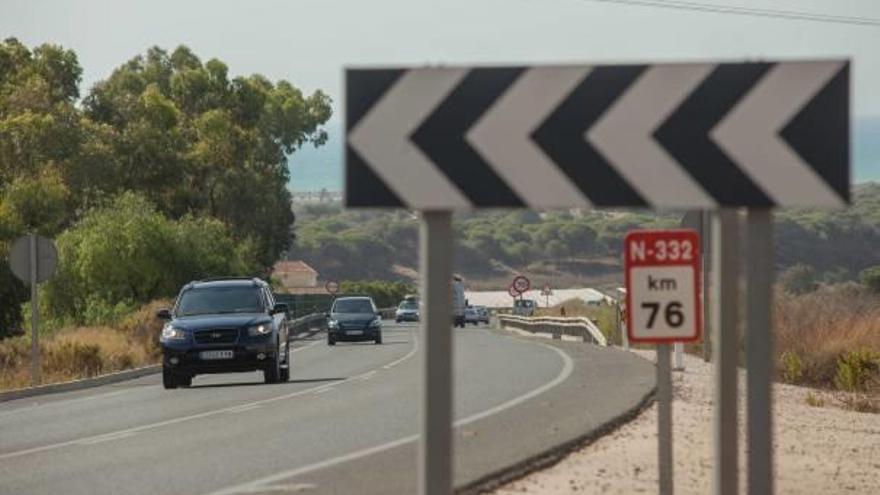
711,61,846,207
348,69,472,209
587,64,717,208
467,67,593,208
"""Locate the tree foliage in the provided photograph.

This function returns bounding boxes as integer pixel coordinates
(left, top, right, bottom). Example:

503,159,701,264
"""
859,266,880,293
0,39,331,337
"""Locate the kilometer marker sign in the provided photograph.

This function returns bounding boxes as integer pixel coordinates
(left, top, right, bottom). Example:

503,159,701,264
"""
624,230,701,343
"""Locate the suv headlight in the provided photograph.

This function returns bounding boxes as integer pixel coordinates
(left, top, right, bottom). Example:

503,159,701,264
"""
248,324,272,337
161,325,187,341
369,317,382,327
328,319,339,328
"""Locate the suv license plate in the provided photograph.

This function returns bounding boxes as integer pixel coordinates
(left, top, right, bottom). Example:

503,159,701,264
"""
346,330,363,336
199,350,234,360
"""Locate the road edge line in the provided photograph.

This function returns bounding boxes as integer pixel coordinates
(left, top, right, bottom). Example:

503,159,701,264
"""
0,365,162,404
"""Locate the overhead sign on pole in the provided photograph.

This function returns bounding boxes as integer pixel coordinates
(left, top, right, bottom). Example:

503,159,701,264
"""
624,230,701,343
346,61,849,209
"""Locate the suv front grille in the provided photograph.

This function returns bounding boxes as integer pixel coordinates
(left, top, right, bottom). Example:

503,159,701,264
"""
194,328,239,344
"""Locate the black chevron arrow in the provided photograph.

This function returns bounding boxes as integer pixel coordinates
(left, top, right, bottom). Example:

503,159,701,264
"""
346,69,406,207
533,65,649,207
780,62,850,203
654,63,774,207
411,68,526,208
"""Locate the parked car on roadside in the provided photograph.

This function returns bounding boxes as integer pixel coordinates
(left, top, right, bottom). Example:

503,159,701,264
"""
157,277,290,389
327,296,383,345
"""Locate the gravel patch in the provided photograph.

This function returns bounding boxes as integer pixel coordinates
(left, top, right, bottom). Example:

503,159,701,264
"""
493,350,880,494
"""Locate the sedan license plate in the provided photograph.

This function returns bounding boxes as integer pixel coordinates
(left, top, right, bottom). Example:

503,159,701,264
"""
346,330,364,336
199,350,234,360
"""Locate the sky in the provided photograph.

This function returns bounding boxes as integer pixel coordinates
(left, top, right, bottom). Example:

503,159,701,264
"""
3,0,879,187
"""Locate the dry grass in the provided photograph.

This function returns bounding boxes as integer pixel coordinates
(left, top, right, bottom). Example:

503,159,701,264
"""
0,299,169,391
774,283,880,411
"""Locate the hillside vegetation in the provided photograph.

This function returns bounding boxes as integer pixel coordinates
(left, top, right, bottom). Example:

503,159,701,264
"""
291,183,880,286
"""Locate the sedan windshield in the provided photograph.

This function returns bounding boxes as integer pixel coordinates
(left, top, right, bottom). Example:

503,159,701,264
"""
176,287,264,316
399,302,418,310
333,299,374,314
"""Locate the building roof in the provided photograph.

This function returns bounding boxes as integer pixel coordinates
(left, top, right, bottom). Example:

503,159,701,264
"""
272,261,317,275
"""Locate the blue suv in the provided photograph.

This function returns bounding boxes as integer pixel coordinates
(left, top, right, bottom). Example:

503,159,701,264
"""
156,278,290,389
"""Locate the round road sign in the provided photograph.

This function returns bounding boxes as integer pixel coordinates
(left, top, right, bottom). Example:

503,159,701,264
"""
325,280,340,295
9,234,57,284
512,275,530,294
507,285,519,298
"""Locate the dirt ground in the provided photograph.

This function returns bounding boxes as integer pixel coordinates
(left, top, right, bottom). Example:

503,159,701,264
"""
494,350,880,494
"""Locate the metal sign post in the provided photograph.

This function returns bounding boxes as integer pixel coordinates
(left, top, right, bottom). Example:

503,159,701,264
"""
9,233,58,387
419,212,454,495
747,209,774,495
656,343,673,495
713,210,740,495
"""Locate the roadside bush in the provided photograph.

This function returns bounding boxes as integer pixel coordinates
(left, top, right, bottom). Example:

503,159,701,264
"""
780,351,804,384
43,193,255,325
834,349,879,393
858,265,880,293
45,341,103,378
780,263,818,295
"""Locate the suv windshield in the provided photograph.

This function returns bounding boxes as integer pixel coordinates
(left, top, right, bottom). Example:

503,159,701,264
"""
176,287,264,316
333,299,374,314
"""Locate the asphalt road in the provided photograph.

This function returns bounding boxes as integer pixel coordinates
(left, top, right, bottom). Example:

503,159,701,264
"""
0,322,653,495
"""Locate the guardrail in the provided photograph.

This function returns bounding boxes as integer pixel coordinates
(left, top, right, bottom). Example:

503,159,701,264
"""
497,314,607,346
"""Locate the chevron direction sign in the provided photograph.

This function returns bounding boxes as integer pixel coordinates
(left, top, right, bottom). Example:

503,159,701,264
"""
346,61,849,210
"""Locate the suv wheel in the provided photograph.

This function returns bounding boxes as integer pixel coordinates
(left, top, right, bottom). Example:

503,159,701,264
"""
328,335,336,346
264,346,281,384
375,331,382,345
178,375,192,388
162,365,178,390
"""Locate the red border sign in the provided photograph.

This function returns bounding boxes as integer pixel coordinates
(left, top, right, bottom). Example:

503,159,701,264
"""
325,280,340,295
624,230,701,344
512,275,530,294
507,285,519,298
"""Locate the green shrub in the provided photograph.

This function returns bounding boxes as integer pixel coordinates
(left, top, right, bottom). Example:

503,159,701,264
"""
834,349,879,392
780,351,804,384
42,193,256,325
780,264,818,295
859,265,880,293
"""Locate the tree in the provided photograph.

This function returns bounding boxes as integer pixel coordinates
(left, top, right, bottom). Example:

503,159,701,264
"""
858,266,880,293
780,264,818,295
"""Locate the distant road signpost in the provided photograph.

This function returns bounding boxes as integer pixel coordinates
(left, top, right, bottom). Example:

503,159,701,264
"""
512,275,530,295
8,234,58,387
507,285,519,300
541,283,553,308
325,280,340,295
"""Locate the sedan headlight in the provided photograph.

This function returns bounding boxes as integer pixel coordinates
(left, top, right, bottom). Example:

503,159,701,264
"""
248,324,272,337
161,325,187,341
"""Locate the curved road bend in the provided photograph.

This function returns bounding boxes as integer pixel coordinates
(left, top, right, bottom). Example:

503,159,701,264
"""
0,323,653,495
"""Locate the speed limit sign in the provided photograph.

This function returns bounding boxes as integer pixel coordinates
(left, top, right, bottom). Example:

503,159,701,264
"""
624,230,701,343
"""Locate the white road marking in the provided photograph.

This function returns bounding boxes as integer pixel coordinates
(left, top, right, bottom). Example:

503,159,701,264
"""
227,404,263,414
310,388,334,395
290,340,323,353
353,371,376,381
205,341,574,495
77,431,138,446
0,327,417,461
